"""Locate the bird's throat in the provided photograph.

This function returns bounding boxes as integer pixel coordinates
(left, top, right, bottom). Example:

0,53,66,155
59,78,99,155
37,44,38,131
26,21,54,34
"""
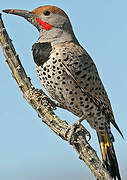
36,18,52,31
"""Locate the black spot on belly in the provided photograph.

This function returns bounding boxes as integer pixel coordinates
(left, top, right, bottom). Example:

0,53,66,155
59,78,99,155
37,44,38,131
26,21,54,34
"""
81,74,86,78
62,81,66,85
75,70,82,75
99,127,104,131
32,42,52,66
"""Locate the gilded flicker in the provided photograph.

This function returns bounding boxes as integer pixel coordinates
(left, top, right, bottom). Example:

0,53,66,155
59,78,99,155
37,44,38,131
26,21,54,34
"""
3,6,123,180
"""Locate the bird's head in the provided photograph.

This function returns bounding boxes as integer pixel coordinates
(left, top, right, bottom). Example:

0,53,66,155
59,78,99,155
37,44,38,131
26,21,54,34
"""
3,5,77,43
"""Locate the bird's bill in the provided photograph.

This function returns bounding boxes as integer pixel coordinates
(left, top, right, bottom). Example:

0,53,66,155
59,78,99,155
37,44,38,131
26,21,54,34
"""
2,9,35,19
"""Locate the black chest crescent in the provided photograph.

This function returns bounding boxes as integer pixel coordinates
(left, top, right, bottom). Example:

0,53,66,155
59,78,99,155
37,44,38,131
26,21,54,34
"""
32,42,52,66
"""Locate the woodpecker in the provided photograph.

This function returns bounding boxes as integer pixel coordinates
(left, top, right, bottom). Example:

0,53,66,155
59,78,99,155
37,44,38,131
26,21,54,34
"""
3,6,123,179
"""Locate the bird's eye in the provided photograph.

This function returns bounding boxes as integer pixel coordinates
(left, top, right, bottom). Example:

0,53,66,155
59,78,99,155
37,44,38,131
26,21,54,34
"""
43,10,50,16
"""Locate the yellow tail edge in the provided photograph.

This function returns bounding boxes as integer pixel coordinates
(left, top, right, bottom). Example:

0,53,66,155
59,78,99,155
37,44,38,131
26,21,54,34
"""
97,132,121,180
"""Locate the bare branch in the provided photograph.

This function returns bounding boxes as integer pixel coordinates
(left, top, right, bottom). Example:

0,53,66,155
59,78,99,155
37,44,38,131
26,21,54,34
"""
0,14,112,180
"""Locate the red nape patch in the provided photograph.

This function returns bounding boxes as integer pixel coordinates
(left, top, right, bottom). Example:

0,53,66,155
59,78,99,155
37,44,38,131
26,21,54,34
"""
36,18,52,31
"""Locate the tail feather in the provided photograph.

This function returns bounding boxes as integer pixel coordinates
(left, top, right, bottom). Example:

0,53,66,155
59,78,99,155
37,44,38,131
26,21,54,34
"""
97,132,121,180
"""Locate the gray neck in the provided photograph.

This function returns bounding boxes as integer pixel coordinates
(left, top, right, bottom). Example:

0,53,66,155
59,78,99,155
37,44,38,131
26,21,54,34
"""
37,27,78,46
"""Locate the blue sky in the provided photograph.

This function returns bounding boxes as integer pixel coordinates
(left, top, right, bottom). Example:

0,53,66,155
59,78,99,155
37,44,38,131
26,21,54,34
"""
0,0,127,180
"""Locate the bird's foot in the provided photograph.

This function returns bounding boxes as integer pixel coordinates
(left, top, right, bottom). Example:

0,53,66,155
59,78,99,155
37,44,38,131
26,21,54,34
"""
32,88,57,110
65,115,91,144
32,89,68,111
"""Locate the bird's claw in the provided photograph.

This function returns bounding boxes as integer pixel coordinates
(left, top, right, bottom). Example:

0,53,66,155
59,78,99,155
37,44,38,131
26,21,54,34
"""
33,88,57,110
65,119,91,144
